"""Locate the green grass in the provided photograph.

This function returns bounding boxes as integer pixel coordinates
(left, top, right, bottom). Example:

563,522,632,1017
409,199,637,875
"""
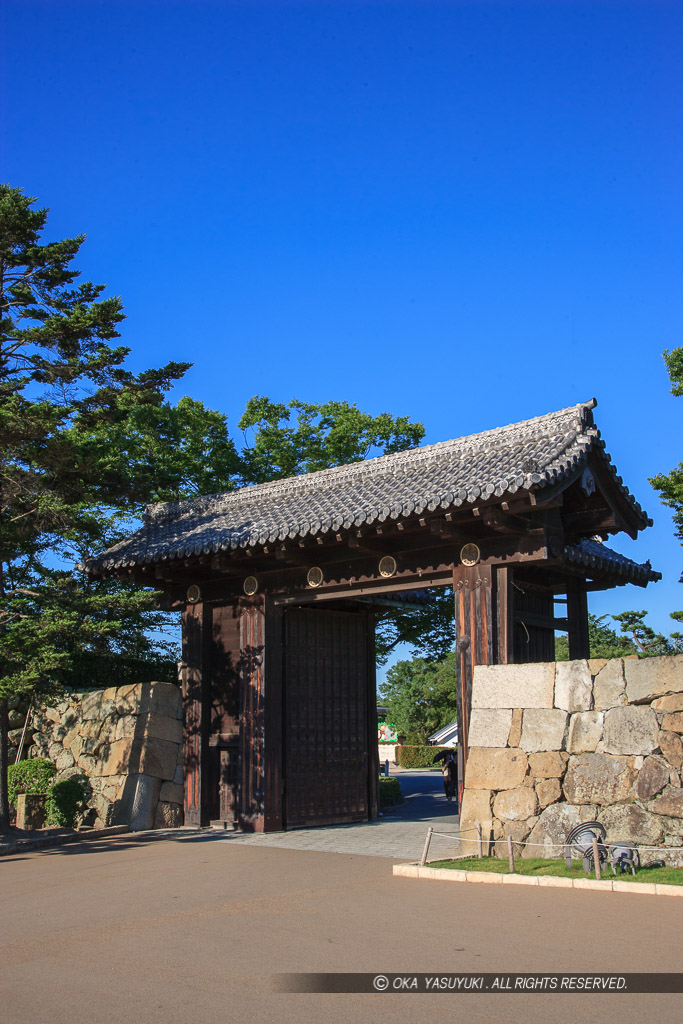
427,856,683,885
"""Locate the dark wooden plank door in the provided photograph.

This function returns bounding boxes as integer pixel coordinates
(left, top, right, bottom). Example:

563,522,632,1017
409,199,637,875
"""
284,607,369,828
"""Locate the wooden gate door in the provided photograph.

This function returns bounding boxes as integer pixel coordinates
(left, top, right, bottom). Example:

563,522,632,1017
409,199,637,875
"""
284,607,369,828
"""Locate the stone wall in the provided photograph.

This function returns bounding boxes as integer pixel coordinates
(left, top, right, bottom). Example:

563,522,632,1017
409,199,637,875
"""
460,655,683,865
24,682,184,831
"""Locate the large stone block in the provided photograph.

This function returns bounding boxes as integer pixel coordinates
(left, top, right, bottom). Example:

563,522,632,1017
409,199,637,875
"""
149,682,182,720
467,708,512,748
143,712,183,745
129,773,162,831
597,804,664,845
650,786,683,818
593,659,626,710
493,787,538,821
554,660,593,713
659,730,683,769
528,751,567,778
159,781,184,804
16,794,47,830
472,663,555,710
96,738,134,777
563,753,637,805
80,690,105,721
464,747,529,790
624,655,683,704
603,706,659,756
458,789,494,847
113,684,143,716
523,803,598,859
519,709,568,753
136,736,180,781
566,711,603,754
535,778,562,810
635,755,670,801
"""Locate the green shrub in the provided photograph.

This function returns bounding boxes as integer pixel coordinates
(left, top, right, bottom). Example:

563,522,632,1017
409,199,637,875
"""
45,778,88,828
378,776,402,806
396,744,450,768
7,758,57,807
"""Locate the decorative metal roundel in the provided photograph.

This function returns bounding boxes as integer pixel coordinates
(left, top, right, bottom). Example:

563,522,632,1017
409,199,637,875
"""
186,584,201,604
460,543,481,567
378,555,398,578
307,566,324,588
243,576,259,596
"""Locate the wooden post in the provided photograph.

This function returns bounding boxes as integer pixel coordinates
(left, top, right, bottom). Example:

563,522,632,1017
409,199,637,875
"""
263,598,284,832
420,827,434,866
507,835,515,874
476,821,483,859
454,563,493,795
567,578,590,660
181,602,212,827
366,609,380,821
593,837,602,880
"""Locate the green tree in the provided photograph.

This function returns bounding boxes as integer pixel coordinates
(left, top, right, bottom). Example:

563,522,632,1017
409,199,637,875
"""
379,653,458,744
0,185,189,831
651,347,683,582
612,610,683,657
554,614,638,661
375,588,455,665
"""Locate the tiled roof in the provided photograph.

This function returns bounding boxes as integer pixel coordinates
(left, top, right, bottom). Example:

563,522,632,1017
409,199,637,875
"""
564,539,660,584
90,399,653,573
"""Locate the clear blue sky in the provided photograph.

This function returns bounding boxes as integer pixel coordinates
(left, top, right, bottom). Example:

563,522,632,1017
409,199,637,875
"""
2,0,682,648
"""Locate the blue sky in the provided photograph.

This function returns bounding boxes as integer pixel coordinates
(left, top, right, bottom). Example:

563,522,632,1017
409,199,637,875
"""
2,0,682,652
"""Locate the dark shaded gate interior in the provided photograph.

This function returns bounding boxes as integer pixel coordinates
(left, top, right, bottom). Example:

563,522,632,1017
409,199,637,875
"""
284,607,371,828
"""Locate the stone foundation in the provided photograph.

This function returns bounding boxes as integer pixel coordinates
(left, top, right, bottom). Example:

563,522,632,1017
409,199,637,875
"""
460,655,683,865
24,682,183,831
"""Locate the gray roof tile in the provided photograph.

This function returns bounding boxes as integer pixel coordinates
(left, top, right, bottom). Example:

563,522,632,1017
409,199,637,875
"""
90,399,654,575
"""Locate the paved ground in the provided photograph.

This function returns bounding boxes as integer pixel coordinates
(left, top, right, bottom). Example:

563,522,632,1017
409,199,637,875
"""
2,826,681,1024
215,768,462,860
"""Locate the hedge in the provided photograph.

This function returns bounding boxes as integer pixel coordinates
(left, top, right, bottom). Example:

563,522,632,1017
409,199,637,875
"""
396,744,451,768
7,758,57,806
378,776,402,806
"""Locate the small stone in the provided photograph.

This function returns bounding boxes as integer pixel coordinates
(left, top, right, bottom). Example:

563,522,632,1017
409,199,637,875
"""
566,711,603,754
493,788,538,821
535,778,561,810
662,712,683,734
593,659,627,710
563,753,636,805
588,658,608,677
154,801,183,829
519,709,568,753
16,794,47,830
650,785,683,818
55,749,75,771
554,660,593,712
652,694,683,713
508,708,523,748
528,751,567,778
636,756,670,800
658,730,683,769
464,748,528,791
603,706,659,756
467,708,513,748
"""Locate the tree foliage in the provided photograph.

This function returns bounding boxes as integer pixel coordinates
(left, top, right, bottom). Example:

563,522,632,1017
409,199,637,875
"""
650,347,683,581
554,614,638,661
378,652,458,744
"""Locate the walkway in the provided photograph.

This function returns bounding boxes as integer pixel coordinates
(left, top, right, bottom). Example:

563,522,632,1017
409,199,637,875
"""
211,768,461,860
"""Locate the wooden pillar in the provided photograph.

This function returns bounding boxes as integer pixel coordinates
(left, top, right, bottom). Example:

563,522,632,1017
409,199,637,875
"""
366,609,380,821
454,563,493,799
494,565,514,665
239,598,266,831
567,578,590,660
181,602,211,827
263,598,284,832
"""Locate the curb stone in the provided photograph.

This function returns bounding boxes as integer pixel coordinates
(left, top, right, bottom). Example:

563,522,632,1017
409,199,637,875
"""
393,862,683,897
